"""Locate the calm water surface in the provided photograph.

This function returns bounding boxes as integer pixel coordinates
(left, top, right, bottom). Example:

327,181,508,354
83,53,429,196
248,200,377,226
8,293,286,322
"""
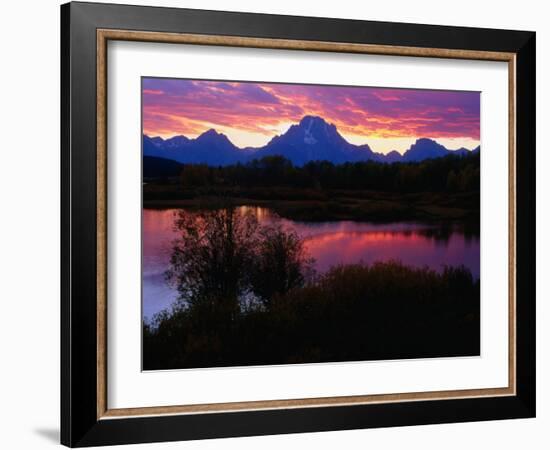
142,207,480,320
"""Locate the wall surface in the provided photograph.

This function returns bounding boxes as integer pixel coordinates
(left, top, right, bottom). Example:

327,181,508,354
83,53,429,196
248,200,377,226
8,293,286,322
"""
0,0,546,448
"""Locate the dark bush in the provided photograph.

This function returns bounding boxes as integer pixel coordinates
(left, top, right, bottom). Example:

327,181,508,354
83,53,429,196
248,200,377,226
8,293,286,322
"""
144,261,479,370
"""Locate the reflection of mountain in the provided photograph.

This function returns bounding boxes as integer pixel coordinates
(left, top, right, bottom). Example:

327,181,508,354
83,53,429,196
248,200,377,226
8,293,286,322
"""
144,115,479,167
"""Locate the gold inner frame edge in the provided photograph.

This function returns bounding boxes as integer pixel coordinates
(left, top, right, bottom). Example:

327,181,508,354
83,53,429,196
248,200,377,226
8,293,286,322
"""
96,29,517,420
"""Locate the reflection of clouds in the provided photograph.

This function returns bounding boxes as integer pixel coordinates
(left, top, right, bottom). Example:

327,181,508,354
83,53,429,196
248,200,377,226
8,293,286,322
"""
302,230,425,246
142,207,480,278
233,206,480,277
300,228,479,277
142,209,180,261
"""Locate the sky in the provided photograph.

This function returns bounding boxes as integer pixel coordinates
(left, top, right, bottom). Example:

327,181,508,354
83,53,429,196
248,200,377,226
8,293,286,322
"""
142,78,480,154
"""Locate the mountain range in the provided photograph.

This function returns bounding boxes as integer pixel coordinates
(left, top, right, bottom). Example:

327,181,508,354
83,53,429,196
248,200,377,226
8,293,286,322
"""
143,115,479,167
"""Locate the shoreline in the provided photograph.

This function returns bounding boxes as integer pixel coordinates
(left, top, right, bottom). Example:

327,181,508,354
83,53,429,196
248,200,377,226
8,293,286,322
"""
142,190,480,224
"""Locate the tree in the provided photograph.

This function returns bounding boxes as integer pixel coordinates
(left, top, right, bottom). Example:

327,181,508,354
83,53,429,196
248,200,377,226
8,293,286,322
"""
180,164,211,187
250,224,314,307
166,207,259,316
166,207,316,315
446,170,459,192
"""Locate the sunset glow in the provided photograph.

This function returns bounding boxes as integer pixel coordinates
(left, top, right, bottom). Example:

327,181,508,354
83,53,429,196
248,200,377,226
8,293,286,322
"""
142,78,480,154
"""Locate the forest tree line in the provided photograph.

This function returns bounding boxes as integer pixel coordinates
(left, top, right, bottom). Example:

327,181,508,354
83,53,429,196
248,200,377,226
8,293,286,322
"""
173,153,480,193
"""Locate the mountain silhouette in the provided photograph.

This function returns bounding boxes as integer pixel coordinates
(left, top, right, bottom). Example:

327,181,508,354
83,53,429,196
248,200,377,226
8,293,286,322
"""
143,115,479,166
144,129,258,166
253,116,377,165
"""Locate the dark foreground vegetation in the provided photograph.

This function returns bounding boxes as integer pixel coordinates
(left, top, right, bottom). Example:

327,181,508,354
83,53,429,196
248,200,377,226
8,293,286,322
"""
144,262,480,369
144,153,480,222
143,207,479,370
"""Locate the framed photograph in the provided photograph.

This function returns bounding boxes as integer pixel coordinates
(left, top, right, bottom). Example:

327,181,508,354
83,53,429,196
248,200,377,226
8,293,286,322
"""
61,2,536,447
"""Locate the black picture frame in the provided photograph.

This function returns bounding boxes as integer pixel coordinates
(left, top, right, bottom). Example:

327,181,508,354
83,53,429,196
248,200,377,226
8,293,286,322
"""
61,1,536,447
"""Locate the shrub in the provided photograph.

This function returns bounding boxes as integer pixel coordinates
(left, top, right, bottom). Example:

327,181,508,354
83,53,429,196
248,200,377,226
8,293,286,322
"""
144,261,479,370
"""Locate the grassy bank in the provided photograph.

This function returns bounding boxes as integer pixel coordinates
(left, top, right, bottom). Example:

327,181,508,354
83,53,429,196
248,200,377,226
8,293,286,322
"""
143,185,479,223
143,261,480,370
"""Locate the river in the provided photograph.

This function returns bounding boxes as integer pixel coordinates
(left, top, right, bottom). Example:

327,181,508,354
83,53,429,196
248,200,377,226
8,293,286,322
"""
142,207,479,320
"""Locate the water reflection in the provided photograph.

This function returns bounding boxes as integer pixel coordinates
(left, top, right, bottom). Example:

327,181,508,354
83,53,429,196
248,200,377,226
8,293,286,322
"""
142,207,480,320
